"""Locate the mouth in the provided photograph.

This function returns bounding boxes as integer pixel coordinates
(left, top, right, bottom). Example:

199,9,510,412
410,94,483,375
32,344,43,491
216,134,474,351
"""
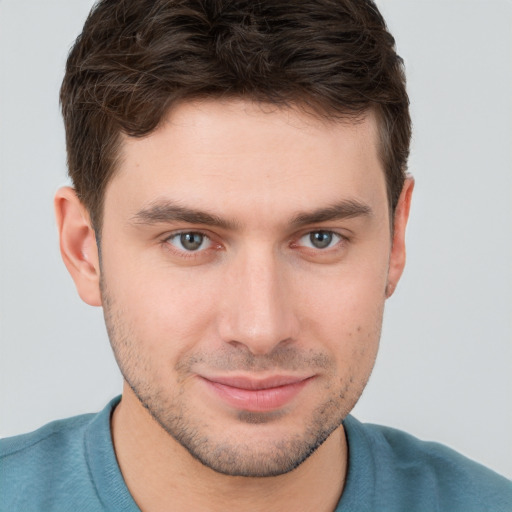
198,374,315,412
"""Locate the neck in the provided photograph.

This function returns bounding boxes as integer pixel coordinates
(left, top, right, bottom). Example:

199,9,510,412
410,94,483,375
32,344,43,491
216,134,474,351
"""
112,387,348,512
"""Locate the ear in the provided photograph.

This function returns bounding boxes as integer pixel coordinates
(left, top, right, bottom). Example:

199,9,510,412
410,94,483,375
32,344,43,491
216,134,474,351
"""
54,187,102,306
386,177,414,298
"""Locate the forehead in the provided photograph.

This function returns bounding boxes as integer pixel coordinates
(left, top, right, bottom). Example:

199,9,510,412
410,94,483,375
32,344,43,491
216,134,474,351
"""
105,99,387,225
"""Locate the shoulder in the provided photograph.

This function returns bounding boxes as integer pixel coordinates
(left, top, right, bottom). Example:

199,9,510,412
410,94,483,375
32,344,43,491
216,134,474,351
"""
341,416,512,512
0,398,121,512
1,412,95,461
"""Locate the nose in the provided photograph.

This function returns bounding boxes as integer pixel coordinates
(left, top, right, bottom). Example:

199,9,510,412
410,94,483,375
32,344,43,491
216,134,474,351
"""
218,247,299,355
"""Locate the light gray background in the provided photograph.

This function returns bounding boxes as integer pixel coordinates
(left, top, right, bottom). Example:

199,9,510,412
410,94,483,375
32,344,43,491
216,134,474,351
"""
1,0,511,479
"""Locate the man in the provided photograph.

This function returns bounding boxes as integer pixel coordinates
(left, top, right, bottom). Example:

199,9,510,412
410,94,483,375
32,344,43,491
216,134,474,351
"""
1,0,511,510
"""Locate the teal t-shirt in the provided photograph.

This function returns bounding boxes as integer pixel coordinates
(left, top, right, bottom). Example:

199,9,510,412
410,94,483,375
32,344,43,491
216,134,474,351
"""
1,397,511,511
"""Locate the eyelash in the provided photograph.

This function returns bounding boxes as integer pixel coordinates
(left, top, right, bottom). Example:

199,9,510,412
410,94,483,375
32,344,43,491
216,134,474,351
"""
162,231,220,260
294,231,345,251
161,229,348,258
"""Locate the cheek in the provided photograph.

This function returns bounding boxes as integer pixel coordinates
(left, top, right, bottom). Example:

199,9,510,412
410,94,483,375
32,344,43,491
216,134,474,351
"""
294,261,386,368
102,254,221,360
297,257,388,328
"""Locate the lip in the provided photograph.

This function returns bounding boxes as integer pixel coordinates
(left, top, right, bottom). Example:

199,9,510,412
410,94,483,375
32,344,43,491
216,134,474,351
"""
198,375,314,412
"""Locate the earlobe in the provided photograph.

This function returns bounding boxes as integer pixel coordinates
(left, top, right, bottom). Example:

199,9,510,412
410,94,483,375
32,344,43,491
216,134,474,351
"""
54,187,102,306
386,177,414,298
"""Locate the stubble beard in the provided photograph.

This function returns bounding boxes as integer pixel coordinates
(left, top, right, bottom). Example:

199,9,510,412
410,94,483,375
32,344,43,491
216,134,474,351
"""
131,383,350,477
101,282,379,477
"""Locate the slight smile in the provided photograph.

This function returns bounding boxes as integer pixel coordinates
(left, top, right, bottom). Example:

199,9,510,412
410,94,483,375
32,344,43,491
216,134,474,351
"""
198,375,315,412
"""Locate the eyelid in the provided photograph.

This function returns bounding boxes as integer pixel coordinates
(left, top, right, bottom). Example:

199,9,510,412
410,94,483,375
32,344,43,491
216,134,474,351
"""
294,228,346,242
159,227,348,260
290,229,349,254
162,228,212,242
161,229,223,259
168,231,211,251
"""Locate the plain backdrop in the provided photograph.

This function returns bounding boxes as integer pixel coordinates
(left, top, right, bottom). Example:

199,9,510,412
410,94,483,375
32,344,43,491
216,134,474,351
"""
1,0,511,479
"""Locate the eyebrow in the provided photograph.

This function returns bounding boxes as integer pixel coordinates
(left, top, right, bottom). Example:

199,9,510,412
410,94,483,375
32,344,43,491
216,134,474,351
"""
131,201,239,230
290,199,372,226
131,198,372,230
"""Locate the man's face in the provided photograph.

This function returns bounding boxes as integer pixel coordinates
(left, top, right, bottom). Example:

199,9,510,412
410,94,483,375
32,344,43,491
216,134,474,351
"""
99,100,400,477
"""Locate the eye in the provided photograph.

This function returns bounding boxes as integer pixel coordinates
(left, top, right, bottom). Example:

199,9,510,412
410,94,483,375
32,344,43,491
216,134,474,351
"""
167,232,211,252
297,230,342,250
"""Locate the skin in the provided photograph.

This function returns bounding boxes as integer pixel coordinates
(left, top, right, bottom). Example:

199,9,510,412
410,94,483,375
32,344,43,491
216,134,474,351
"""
55,99,413,512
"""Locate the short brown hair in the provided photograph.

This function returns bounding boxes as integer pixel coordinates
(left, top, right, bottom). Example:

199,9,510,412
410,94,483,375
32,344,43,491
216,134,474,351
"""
61,0,411,231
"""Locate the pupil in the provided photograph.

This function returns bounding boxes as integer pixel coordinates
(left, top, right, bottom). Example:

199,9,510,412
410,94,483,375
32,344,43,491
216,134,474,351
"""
180,232,203,251
310,231,332,249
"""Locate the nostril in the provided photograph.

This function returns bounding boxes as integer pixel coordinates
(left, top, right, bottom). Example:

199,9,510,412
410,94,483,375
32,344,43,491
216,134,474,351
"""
227,340,246,350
